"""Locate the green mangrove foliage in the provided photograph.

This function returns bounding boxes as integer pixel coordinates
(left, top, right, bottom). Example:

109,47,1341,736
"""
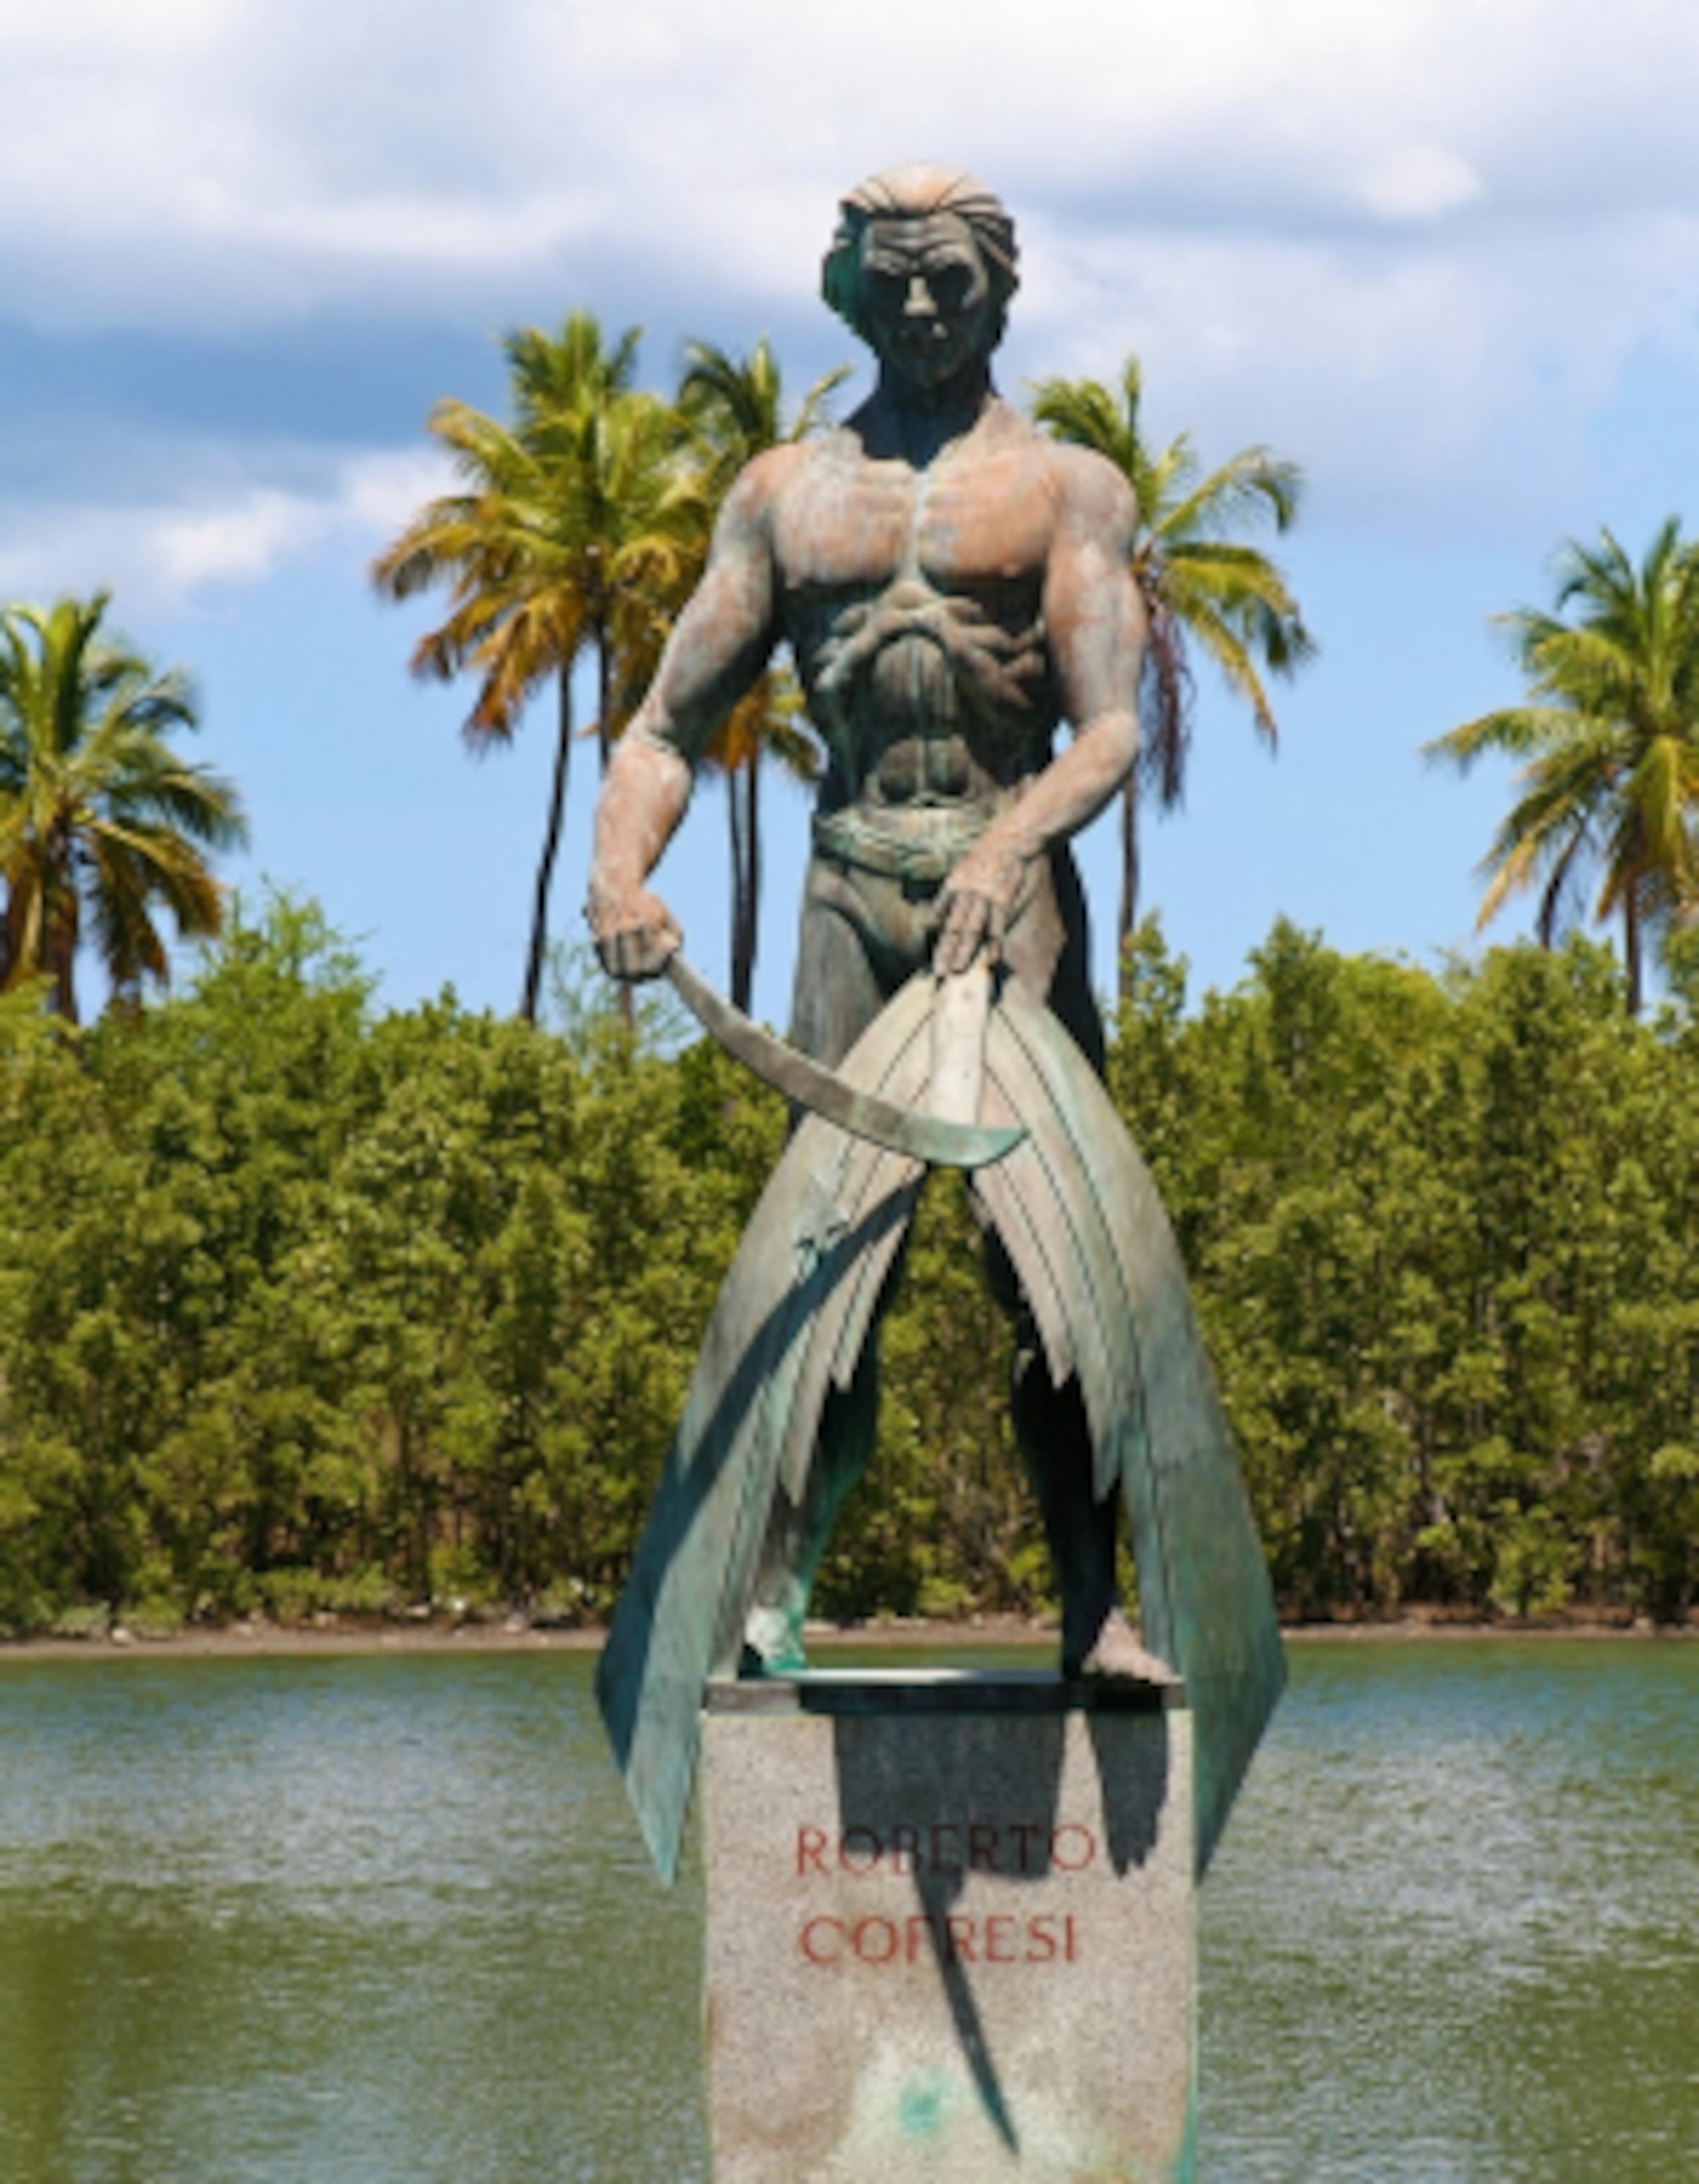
1110,919,1699,1623
2,896,1697,1635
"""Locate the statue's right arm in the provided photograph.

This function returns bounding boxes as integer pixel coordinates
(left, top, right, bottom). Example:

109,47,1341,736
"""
587,455,786,980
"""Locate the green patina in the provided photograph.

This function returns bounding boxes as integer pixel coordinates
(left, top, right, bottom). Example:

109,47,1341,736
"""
898,2069,950,2138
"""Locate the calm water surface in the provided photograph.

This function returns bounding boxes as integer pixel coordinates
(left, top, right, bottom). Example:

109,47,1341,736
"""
0,1640,1694,2181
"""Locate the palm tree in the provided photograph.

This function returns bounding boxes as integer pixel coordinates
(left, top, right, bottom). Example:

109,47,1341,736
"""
1425,519,1699,1016
374,311,703,1023
677,338,842,1010
1030,355,1314,996
0,593,246,1022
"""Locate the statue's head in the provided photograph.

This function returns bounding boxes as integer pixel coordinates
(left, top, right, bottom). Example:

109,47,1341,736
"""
822,162,1019,390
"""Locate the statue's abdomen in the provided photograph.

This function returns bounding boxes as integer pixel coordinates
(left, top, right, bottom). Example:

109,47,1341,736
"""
793,578,1057,803
868,630,960,736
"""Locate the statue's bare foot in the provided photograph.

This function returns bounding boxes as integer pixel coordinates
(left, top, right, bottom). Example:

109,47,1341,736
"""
740,1602,807,1678
1069,1607,1180,1685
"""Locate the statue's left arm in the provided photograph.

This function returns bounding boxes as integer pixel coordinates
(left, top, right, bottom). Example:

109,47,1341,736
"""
933,451,1145,975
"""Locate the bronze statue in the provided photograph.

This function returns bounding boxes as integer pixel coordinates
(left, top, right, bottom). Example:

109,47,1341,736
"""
587,164,1283,1883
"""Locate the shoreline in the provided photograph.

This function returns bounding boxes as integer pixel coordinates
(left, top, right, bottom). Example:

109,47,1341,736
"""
2,1609,1694,1664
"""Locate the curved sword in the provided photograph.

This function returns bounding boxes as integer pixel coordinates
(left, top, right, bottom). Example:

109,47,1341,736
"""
664,953,1024,1171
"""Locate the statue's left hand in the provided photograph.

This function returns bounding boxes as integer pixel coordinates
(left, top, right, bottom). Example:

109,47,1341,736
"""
932,837,1031,976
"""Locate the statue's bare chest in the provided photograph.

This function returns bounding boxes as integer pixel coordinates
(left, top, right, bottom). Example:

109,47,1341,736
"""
772,446,1055,605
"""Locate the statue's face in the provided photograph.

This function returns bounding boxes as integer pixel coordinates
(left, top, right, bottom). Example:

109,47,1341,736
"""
857,212,996,388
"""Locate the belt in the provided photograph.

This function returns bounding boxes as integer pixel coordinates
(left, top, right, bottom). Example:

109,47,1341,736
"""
810,805,992,886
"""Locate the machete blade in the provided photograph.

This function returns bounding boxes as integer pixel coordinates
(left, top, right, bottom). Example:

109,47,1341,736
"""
664,953,1023,1171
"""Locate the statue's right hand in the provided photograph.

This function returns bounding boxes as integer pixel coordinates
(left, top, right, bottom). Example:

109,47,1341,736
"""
585,882,682,982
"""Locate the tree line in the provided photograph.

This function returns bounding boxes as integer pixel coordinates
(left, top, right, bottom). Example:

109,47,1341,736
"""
1,894,1694,1638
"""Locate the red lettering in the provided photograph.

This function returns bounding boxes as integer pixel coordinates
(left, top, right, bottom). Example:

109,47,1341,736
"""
800,1916,844,1965
1050,1824,1096,1873
796,1826,828,1877
802,1905,1075,1972
853,1917,899,1964
968,1823,1000,1873
840,1826,881,1875
984,1914,1016,1964
929,1825,962,1874
1009,1822,1045,1873
889,1824,919,1876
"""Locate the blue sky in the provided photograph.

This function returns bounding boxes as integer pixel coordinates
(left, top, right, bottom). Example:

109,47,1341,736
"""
7,0,1699,1021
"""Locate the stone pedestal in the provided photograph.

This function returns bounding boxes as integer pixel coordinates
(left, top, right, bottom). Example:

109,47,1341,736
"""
701,1671,1195,2183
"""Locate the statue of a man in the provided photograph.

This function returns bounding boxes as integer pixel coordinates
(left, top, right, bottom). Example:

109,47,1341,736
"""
588,166,1282,1882
589,161,1151,1674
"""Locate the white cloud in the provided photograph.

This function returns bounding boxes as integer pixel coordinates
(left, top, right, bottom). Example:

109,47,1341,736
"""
1359,145,1486,225
3,0,1699,540
5,1,1696,301
0,448,451,615
1007,198,1699,535
153,490,323,592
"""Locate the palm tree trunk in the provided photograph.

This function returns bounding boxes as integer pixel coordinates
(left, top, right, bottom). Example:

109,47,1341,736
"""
52,941,76,1026
596,630,615,773
728,763,749,1010
748,753,762,997
1117,773,1140,1006
731,756,761,1014
597,637,633,1030
1625,884,1643,1018
40,819,80,1023
520,667,573,1024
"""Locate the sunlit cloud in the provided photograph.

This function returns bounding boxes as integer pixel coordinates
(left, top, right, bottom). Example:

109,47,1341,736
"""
0,449,451,615
2,0,1698,572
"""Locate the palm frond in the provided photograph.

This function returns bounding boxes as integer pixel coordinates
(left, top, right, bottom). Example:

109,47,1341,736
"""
1161,448,1304,544
1424,705,1584,770
1168,595,1278,739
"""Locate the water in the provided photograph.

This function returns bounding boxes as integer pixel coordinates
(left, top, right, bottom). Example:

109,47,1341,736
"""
1,1640,1694,2181
1199,1641,1699,2180
0,1652,701,2184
